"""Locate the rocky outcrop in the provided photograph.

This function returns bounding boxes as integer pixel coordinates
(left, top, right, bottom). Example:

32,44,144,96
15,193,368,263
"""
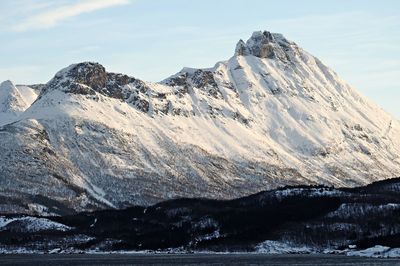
235,31,301,63
235,39,251,56
42,62,139,100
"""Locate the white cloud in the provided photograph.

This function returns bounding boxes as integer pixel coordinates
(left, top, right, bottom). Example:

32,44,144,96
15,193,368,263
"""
13,0,130,31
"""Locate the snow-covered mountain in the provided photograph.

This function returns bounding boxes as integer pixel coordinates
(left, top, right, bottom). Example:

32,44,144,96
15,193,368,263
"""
1,30,399,215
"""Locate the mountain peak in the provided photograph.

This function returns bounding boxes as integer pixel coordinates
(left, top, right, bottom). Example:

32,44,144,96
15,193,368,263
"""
0,79,39,120
42,62,138,99
52,62,107,91
234,30,298,62
0,80,16,90
235,39,251,56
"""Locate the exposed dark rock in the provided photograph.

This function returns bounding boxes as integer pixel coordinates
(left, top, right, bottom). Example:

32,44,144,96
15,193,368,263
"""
61,62,107,91
243,31,299,62
163,72,189,87
235,39,250,56
42,62,142,101
104,73,136,99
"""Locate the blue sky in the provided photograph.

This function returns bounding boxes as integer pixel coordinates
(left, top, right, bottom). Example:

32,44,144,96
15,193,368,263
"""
0,0,399,117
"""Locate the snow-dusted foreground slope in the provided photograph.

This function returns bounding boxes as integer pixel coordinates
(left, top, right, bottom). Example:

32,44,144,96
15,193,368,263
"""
0,31,399,214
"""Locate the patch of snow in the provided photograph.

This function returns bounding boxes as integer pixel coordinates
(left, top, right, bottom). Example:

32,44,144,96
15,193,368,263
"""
0,216,72,232
90,218,97,228
347,245,400,258
48,248,62,254
195,230,222,242
326,203,400,219
0,217,17,229
274,187,343,199
27,203,51,216
256,240,314,254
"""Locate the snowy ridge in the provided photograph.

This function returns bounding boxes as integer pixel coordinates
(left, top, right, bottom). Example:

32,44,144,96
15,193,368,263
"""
0,30,400,214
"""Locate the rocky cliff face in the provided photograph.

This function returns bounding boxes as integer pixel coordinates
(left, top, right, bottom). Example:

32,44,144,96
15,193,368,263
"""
0,30,400,215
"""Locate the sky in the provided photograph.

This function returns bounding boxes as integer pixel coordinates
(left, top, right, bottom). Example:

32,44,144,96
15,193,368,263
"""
0,0,399,118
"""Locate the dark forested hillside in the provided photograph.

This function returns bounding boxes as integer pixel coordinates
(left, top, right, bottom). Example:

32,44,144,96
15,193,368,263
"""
1,178,400,253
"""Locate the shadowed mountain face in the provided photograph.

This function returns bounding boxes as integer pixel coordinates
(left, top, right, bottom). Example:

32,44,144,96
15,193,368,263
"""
0,30,400,215
1,178,399,253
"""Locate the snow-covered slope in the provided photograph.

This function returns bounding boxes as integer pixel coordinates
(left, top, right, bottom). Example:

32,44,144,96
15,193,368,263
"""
0,80,39,126
1,31,399,215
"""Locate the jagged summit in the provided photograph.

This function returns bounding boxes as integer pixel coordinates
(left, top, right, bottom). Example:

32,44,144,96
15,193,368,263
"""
235,39,249,56
234,31,300,62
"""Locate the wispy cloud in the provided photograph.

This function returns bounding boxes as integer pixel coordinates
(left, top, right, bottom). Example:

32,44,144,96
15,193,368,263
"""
13,0,130,31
